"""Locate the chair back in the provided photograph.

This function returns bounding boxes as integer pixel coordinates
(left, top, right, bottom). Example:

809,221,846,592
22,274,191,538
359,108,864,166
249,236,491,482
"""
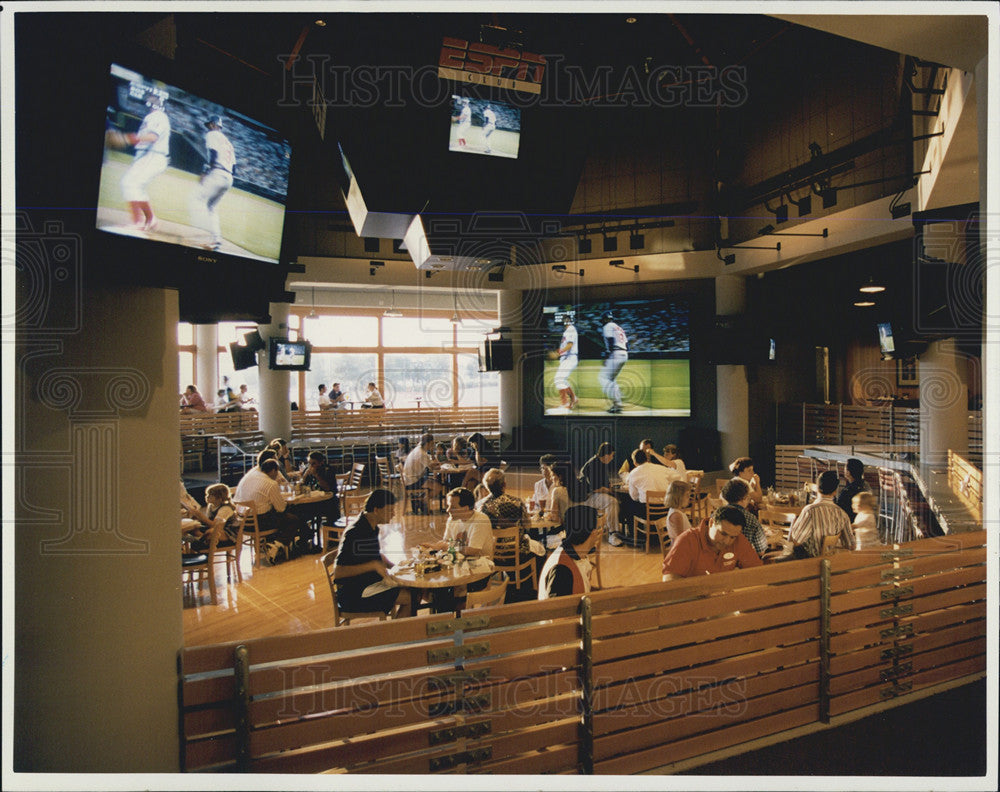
492,525,536,590
465,571,508,609
320,548,387,626
634,491,669,553
349,462,365,488
374,456,393,488
821,534,841,555
759,509,797,530
714,478,731,498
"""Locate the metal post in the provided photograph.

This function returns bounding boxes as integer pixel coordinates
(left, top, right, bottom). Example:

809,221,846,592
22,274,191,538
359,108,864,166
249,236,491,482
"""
819,560,831,723
579,596,594,774
234,644,251,772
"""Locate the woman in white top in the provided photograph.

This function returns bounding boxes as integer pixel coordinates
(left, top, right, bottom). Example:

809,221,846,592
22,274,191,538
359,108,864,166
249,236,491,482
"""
851,491,880,550
664,479,692,543
362,382,384,408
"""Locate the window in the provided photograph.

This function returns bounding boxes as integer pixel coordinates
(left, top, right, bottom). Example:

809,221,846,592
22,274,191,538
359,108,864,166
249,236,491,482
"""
217,352,259,404
382,316,454,347
178,352,195,393
457,353,500,407
383,353,454,408
305,353,379,409
301,315,378,347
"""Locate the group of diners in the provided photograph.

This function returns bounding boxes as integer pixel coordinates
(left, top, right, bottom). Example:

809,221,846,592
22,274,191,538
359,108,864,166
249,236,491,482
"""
179,376,255,414
317,381,384,410
395,431,499,511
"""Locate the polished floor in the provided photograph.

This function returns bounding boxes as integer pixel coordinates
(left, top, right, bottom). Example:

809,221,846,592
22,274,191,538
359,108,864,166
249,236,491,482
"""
182,505,665,647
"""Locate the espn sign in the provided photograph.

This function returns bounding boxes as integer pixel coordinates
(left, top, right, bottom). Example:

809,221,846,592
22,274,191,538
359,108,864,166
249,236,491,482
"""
438,37,546,94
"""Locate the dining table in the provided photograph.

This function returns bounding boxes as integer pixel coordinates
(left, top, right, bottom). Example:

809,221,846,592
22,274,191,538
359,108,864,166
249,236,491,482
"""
388,554,494,615
284,488,334,550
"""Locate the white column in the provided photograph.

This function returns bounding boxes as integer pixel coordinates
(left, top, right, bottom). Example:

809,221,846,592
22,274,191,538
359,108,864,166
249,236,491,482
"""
716,275,748,468
257,302,292,441
194,323,218,400
498,290,521,447
919,338,969,467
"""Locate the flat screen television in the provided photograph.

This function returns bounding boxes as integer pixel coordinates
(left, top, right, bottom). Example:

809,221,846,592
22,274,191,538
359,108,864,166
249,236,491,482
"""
448,95,521,159
541,298,691,417
268,338,312,371
96,63,292,264
877,321,896,359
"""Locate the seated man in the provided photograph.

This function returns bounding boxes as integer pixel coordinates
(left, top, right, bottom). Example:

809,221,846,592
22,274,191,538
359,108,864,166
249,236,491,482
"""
232,459,304,558
661,505,763,580
401,432,443,513
329,382,347,409
317,383,332,410
580,442,620,536
625,449,671,529
719,478,768,557
333,489,414,617
424,487,494,609
789,470,856,558
538,505,603,599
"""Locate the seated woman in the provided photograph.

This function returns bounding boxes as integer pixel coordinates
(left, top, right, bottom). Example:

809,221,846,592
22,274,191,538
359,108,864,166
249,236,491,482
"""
664,479,693,544
447,436,481,490
183,483,240,552
394,437,411,471
544,461,591,533
479,468,532,553
267,437,296,479
538,505,603,599
361,382,385,409
432,441,449,465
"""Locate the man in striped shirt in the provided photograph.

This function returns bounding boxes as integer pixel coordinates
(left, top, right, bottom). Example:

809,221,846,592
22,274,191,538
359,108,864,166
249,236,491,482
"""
789,470,855,558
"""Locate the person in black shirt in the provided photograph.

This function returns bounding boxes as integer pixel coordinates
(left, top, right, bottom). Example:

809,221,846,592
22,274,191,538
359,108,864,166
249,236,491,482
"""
580,442,620,536
333,489,413,616
300,450,341,527
834,458,870,521
539,505,603,598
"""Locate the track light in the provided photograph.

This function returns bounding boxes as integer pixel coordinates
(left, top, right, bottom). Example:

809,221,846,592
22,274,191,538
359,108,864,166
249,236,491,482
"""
610,259,639,273
603,235,618,253
578,237,592,254
775,204,788,224
758,226,829,238
553,264,584,277
369,260,385,277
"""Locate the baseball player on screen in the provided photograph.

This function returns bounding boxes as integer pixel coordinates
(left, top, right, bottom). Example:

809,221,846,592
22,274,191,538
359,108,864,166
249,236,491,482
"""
452,97,472,147
482,104,497,154
193,115,236,252
553,311,579,411
600,311,628,414
118,90,170,232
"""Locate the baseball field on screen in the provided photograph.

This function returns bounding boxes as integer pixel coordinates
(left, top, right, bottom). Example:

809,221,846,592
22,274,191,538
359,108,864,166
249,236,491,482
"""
96,152,286,262
543,359,691,417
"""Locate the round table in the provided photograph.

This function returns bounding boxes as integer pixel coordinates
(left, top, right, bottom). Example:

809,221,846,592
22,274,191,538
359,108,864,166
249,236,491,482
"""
389,559,493,615
285,490,334,551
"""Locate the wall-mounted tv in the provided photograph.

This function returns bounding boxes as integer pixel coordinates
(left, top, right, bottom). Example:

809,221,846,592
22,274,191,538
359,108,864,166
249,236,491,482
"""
448,95,521,159
877,321,896,359
268,338,312,371
97,63,292,264
541,299,691,417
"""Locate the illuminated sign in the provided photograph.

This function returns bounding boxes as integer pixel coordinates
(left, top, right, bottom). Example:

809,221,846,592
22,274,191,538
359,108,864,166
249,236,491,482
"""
438,37,546,94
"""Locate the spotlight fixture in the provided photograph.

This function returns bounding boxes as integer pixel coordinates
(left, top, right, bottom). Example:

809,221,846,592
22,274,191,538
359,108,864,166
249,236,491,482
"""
796,196,812,216
603,235,618,253
383,289,402,318
716,247,736,266
858,277,885,294
610,259,639,273
629,232,645,250
369,259,385,277
552,264,584,277
820,188,837,209
578,237,592,254
775,204,789,224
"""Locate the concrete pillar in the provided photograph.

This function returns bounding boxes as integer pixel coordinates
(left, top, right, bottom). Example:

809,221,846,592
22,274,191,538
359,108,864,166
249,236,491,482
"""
919,338,969,467
498,290,522,448
257,302,292,441
15,286,182,771
716,275,749,468
194,322,218,401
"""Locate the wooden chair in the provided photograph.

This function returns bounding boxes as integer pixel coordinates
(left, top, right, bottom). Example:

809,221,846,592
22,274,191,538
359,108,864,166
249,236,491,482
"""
465,571,508,609
375,455,401,495
821,534,842,555
349,462,366,490
492,525,537,591
633,491,669,553
714,477,731,498
181,518,243,605
685,471,709,522
323,490,369,550
234,500,278,568
320,549,390,627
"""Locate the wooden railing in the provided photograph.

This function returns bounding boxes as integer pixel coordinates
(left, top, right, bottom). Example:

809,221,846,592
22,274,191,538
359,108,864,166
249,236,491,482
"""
947,450,983,525
290,407,500,446
179,531,986,775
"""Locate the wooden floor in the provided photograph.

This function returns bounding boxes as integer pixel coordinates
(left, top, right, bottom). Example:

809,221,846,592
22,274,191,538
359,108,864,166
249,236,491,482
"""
182,504,666,647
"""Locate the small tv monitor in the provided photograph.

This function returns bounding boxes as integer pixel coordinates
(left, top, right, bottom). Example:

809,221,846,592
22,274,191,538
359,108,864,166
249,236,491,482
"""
448,95,521,159
230,342,258,372
97,63,292,264
268,338,311,371
877,322,895,359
